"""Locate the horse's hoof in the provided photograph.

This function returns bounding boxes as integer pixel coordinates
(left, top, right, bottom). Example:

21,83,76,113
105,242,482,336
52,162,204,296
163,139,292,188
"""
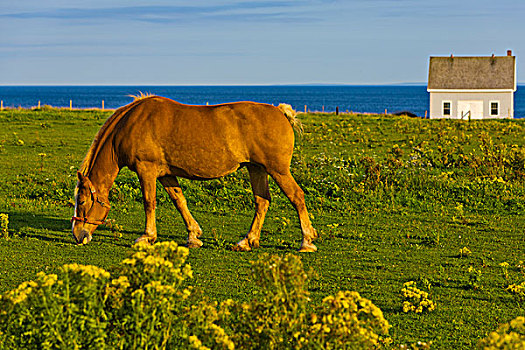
233,238,252,252
187,238,203,248
135,235,156,245
298,242,317,253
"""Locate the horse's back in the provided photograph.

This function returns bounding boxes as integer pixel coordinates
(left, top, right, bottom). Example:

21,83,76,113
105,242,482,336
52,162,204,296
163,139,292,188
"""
114,97,295,179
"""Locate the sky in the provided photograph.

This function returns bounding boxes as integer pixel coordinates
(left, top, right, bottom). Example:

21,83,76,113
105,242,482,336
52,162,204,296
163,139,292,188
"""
1,0,523,85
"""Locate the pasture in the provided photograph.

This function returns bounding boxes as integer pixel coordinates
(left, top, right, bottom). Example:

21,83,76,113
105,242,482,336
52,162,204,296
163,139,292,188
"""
0,107,524,348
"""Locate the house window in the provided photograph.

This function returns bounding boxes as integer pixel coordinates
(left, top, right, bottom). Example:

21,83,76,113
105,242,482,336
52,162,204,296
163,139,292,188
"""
490,101,499,116
443,101,451,116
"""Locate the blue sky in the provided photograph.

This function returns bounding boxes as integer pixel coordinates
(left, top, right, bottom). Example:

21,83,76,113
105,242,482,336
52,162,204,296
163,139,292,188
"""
1,0,523,85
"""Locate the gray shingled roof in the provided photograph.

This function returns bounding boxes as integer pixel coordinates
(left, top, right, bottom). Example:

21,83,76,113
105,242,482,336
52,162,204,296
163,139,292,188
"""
428,56,516,90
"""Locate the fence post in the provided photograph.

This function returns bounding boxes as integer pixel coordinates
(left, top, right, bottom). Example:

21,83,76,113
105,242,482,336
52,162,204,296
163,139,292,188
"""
70,100,72,110
102,100,105,110
38,101,41,109
385,109,387,115
1,100,3,111
425,110,428,118
304,105,307,113
336,106,339,115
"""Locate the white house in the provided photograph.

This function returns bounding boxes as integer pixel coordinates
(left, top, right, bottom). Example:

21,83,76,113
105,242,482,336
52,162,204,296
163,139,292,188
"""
427,51,516,119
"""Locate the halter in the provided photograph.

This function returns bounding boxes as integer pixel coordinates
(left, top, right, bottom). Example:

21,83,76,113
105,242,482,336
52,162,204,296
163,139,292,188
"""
71,180,111,226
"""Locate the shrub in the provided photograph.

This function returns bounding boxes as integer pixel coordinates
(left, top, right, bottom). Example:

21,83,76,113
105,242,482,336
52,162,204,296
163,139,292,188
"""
219,254,390,349
219,254,311,349
0,265,109,349
307,291,390,349
0,242,232,350
478,316,525,349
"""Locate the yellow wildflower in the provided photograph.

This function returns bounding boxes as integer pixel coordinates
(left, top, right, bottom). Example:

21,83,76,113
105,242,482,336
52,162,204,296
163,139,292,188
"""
62,263,110,279
183,264,193,279
36,272,58,287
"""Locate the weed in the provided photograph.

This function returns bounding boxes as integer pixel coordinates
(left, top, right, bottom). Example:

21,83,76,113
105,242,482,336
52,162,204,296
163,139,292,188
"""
211,228,228,250
0,213,8,239
397,341,432,350
12,132,24,146
467,266,483,290
38,153,46,172
499,262,510,280
105,219,123,240
275,216,291,234
459,247,472,258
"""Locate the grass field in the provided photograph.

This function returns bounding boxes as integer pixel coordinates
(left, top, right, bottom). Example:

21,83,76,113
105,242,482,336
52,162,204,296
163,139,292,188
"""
1,107,525,348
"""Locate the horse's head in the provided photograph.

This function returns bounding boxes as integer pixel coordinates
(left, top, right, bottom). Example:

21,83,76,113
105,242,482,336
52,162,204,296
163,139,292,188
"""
71,171,110,245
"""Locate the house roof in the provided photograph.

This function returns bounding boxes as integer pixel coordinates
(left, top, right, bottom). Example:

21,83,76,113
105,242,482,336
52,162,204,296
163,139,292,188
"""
428,55,516,90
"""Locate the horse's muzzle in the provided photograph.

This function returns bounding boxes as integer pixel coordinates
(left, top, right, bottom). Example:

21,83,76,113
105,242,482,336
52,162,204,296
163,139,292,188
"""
73,228,92,245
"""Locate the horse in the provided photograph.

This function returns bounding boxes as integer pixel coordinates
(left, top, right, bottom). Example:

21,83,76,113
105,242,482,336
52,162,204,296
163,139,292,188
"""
71,95,318,252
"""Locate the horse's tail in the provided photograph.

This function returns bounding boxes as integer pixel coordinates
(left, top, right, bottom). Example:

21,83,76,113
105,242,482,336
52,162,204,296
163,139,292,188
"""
278,103,303,136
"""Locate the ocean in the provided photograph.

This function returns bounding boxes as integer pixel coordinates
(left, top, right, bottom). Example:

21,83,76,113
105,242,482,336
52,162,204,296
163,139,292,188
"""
0,85,524,118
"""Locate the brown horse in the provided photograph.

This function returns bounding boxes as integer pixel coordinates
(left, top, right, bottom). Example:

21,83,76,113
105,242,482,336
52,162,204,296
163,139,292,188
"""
71,95,317,252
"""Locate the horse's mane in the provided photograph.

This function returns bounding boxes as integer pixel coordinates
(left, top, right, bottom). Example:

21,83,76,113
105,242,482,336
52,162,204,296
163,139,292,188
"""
79,95,156,175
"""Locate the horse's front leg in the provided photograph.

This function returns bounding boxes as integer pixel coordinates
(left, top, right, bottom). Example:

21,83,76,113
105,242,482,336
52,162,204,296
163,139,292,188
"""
135,167,158,244
159,176,203,248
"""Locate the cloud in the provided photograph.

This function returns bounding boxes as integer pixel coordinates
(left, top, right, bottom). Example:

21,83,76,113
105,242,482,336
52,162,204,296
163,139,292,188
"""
0,2,315,24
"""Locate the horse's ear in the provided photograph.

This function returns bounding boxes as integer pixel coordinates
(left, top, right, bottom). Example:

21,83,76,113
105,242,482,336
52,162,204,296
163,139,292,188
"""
77,171,86,182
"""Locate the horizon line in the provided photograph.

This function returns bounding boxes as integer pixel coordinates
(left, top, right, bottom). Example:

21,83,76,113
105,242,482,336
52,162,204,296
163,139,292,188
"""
1,82,525,87
0,82,433,87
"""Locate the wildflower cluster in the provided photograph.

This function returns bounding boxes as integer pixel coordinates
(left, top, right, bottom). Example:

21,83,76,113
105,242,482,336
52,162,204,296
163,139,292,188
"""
62,263,111,279
307,291,391,349
459,246,472,257
0,267,106,349
0,213,8,239
0,243,392,349
219,254,390,349
401,281,436,313
219,254,311,349
506,282,525,300
467,266,483,290
479,316,525,349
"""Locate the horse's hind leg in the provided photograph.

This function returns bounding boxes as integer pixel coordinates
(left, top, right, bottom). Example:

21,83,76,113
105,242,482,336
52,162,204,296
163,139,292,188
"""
269,170,317,252
234,165,270,252
159,176,203,248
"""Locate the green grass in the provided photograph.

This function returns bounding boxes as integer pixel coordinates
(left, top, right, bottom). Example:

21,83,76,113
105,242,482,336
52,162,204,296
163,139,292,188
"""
1,108,525,348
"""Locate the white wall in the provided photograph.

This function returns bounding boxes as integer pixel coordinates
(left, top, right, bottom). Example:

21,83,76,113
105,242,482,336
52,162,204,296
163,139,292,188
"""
429,91,513,119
